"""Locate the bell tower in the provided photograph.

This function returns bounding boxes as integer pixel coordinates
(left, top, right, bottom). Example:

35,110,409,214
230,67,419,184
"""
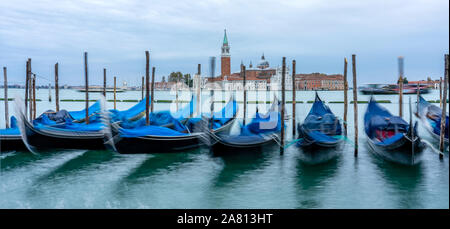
221,29,231,78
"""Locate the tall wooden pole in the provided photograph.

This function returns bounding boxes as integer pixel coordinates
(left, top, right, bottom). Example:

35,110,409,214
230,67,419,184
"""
352,54,358,157
343,58,348,136
398,56,404,117
242,65,247,126
416,80,420,114
209,57,216,130
145,51,150,125
113,76,117,109
28,59,33,120
55,63,59,112
151,67,155,113
141,76,144,100
25,60,29,121
84,52,89,124
197,64,201,115
439,77,443,108
176,75,179,110
280,57,286,154
3,67,9,128
440,55,448,153
48,83,52,102
292,60,296,136
103,68,107,97
32,75,36,120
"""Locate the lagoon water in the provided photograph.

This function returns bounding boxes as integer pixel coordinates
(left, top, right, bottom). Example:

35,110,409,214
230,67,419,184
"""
0,88,448,208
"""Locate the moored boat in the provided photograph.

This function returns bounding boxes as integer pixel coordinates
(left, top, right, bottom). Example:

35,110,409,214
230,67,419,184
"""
109,97,237,154
0,116,27,152
297,92,343,149
364,97,424,165
208,98,282,154
416,95,448,143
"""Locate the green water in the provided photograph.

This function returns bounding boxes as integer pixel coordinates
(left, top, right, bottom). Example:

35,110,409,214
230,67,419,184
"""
0,89,448,208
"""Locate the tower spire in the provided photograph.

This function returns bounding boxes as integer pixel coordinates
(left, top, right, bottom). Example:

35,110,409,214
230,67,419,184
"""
223,29,228,45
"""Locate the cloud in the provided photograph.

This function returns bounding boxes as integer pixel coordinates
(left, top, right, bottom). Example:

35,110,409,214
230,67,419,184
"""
0,0,448,85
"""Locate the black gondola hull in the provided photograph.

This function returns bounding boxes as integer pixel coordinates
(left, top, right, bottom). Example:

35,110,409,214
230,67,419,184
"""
114,134,202,154
112,118,236,154
367,135,425,165
211,136,278,155
0,136,27,152
21,116,106,151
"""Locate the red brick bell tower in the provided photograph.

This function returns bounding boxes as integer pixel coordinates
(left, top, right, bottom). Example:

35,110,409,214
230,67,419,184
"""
221,29,230,78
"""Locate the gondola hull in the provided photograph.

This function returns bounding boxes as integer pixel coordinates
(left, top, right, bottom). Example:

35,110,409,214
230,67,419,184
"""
296,124,343,149
367,134,424,165
114,134,202,154
112,118,236,154
210,133,279,154
20,115,106,151
365,97,425,165
416,96,449,144
0,135,27,152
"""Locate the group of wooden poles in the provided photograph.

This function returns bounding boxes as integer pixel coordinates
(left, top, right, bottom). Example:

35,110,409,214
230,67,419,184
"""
2,53,449,156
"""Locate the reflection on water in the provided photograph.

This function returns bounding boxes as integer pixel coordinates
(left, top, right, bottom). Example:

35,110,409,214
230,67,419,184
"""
295,156,340,208
114,149,200,196
26,150,115,196
211,146,276,188
0,90,448,208
370,150,425,208
297,143,345,165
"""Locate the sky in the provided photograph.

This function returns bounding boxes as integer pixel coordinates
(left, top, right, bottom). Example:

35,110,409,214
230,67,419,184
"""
0,0,448,87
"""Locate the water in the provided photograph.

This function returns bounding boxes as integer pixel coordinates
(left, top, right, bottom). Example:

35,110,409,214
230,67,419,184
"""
0,88,448,208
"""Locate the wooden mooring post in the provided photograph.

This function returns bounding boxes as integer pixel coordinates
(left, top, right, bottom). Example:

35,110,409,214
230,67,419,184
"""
141,76,144,100
280,57,286,155
292,60,296,136
113,76,117,109
439,54,449,154
176,75,179,110
84,52,89,124
352,54,358,157
398,56,404,118
28,59,33,120
196,64,201,115
3,67,9,128
25,59,29,121
48,83,52,102
151,67,155,113
416,80,420,114
32,74,36,120
55,63,59,111
242,65,247,126
343,58,348,136
439,77,443,109
145,51,150,125
103,68,107,97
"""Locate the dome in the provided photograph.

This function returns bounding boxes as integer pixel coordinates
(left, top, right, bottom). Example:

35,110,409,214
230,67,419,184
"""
257,53,269,69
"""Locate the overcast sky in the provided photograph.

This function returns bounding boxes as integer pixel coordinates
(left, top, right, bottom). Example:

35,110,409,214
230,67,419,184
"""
0,0,448,86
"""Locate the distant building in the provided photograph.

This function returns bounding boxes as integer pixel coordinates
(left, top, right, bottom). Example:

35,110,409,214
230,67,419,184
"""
295,73,344,91
408,79,440,89
205,30,343,91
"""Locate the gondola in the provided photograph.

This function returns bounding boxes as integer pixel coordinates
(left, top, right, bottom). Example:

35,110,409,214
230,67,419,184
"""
19,111,107,152
1,99,103,152
416,95,448,143
208,98,282,154
109,97,238,154
364,97,424,165
297,92,343,149
18,96,198,152
0,116,27,152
